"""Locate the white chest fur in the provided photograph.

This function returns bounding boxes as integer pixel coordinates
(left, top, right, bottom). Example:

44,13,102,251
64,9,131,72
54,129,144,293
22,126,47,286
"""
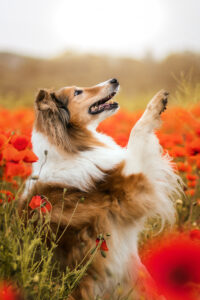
30,129,126,192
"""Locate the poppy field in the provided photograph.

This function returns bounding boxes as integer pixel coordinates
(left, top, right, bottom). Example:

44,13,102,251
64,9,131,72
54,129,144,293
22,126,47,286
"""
0,103,200,299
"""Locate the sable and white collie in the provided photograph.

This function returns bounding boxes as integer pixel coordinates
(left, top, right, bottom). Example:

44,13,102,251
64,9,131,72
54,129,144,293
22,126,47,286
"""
21,79,180,299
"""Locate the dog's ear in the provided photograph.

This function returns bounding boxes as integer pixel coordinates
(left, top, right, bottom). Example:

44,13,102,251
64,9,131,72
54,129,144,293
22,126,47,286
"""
50,92,70,127
35,89,52,111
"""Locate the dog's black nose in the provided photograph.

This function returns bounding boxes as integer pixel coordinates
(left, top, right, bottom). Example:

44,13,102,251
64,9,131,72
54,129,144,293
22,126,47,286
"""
110,78,119,85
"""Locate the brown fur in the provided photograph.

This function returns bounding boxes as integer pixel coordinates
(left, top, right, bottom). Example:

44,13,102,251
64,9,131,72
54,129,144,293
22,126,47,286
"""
21,162,156,299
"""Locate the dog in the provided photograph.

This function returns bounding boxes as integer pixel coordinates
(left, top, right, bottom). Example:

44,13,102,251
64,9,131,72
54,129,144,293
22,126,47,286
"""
20,79,180,299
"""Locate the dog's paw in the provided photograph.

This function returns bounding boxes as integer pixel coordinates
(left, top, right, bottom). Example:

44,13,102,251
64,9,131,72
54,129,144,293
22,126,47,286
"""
147,89,169,117
133,90,169,133
160,91,169,114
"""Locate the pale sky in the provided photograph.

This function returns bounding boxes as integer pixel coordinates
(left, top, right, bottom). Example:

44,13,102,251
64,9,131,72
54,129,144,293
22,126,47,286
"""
0,0,200,59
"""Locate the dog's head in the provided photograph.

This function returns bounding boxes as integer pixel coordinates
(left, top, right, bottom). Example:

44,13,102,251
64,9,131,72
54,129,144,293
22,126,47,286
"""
35,78,119,128
35,79,120,153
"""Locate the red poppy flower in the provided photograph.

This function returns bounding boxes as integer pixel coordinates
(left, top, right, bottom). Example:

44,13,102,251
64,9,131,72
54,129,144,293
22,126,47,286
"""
186,189,195,197
2,145,24,163
96,238,109,251
29,195,52,213
190,229,200,241
186,174,198,181
0,190,14,204
142,232,200,300
0,134,7,149
0,281,17,300
171,146,186,158
11,135,30,151
23,149,38,163
187,139,200,156
188,180,197,188
177,162,191,173
5,162,27,179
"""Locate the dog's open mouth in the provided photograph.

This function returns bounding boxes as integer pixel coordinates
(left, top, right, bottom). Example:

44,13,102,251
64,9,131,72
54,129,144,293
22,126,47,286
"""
89,92,119,115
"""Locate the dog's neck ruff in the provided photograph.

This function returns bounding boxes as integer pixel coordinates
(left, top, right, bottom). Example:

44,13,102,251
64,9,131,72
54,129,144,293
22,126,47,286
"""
30,128,125,192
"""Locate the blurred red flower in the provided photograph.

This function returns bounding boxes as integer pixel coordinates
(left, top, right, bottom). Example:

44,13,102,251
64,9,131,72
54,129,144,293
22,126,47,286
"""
190,229,200,241
0,134,7,150
188,180,197,188
0,190,14,204
171,146,186,158
23,149,38,163
142,232,200,300
29,195,52,213
186,189,195,197
2,145,24,163
187,139,200,156
177,162,191,173
0,281,17,300
4,162,30,179
186,174,198,181
11,135,29,151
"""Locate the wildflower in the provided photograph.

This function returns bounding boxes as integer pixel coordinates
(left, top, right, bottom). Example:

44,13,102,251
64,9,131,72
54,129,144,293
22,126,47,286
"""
5,162,28,179
0,134,7,149
186,174,198,181
29,195,52,213
0,281,17,300
171,146,186,158
23,149,38,163
11,135,29,151
96,237,109,251
142,232,200,300
186,189,195,197
187,139,200,156
188,180,197,188
190,229,200,241
2,145,24,163
177,162,191,173
0,190,14,204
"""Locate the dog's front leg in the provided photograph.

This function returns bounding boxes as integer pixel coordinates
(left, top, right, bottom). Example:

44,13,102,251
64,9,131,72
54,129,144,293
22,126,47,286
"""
123,89,179,224
123,89,168,177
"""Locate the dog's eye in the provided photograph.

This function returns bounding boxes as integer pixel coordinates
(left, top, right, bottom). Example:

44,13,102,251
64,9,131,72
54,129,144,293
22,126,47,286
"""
74,90,83,96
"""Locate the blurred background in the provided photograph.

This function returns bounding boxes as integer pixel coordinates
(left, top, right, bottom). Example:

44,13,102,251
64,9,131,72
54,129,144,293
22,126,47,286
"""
0,0,200,109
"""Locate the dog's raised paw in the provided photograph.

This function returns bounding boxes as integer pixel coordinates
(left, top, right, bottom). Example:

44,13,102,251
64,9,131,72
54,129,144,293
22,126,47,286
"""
160,91,169,114
147,89,169,116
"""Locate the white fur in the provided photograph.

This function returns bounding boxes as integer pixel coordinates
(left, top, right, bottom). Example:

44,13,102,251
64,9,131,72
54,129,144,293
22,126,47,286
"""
123,104,181,225
24,129,125,195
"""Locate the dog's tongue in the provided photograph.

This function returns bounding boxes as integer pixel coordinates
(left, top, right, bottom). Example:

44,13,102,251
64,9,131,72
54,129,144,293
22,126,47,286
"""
90,99,116,113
